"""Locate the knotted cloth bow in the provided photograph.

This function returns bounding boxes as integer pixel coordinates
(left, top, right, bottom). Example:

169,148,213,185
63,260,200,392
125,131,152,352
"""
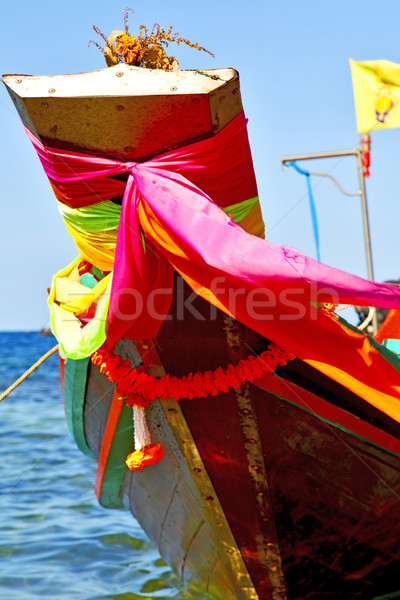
25,113,400,421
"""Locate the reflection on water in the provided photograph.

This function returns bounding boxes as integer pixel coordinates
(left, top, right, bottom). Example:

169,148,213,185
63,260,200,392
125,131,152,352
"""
0,332,204,600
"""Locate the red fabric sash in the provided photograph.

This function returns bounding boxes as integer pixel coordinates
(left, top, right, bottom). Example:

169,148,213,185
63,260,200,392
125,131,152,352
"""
25,115,400,419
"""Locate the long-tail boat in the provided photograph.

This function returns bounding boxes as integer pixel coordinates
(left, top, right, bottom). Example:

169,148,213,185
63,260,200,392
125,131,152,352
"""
4,30,400,599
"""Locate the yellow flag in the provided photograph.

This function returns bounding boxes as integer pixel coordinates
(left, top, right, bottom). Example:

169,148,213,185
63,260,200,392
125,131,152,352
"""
350,58,400,133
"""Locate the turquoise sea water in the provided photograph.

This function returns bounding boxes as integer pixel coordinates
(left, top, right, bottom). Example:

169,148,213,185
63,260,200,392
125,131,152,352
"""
0,332,201,600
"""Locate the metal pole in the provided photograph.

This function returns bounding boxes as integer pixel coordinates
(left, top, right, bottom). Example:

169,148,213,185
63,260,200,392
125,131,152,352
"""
355,150,374,282
282,147,378,335
355,148,378,335
281,149,359,163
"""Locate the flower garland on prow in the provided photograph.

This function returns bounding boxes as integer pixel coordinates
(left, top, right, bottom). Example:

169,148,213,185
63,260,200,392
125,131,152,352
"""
89,7,214,71
91,344,295,471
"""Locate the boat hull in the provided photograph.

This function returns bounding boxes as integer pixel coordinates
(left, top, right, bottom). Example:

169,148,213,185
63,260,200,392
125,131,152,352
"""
62,274,400,599
5,63,400,599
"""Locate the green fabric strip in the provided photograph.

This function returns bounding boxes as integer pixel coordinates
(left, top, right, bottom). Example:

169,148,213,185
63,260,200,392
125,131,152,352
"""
59,197,258,232
220,196,259,223
58,200,121,233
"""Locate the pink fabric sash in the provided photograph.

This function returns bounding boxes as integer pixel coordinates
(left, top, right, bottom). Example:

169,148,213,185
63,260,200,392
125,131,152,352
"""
27,112,257,209
26,114,400,349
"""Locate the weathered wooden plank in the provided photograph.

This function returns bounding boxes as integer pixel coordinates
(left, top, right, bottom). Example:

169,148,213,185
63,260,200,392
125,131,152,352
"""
254,387,400,598
3,65,241,161
84,362,115,456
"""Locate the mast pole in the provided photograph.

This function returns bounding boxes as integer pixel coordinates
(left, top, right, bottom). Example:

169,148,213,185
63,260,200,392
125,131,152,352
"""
282,143,378,335
355,136,378,334
356,145,374,282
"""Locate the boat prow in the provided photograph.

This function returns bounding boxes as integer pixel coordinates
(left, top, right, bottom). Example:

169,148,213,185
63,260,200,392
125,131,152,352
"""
2,65,242,161
4,60,400,600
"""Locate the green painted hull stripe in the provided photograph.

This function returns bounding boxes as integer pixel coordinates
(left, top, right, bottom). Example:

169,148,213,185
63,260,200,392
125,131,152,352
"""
63,357,93,458
373,591,400,599
98,400,134,510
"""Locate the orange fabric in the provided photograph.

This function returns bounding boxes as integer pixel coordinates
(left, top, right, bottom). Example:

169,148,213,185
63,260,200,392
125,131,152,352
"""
237,202,265,238
139,199,400,424
375,308,400,344
306,318,400,424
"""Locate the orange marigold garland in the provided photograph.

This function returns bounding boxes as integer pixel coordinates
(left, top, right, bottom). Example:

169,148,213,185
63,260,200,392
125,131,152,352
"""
91,344,294,470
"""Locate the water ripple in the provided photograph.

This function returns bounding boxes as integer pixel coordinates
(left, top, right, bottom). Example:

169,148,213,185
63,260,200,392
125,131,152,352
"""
0,333,204,600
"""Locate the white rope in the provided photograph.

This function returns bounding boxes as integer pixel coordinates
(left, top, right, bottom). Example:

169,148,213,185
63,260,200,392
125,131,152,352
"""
133,405,151,449
335,305,375,332
358,306,376,331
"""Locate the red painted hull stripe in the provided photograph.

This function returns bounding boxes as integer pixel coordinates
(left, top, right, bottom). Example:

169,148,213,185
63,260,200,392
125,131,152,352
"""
254,374,400,457
95,389,124,501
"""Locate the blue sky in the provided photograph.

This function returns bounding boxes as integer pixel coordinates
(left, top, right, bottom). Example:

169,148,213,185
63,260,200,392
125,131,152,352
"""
1,0,400,330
